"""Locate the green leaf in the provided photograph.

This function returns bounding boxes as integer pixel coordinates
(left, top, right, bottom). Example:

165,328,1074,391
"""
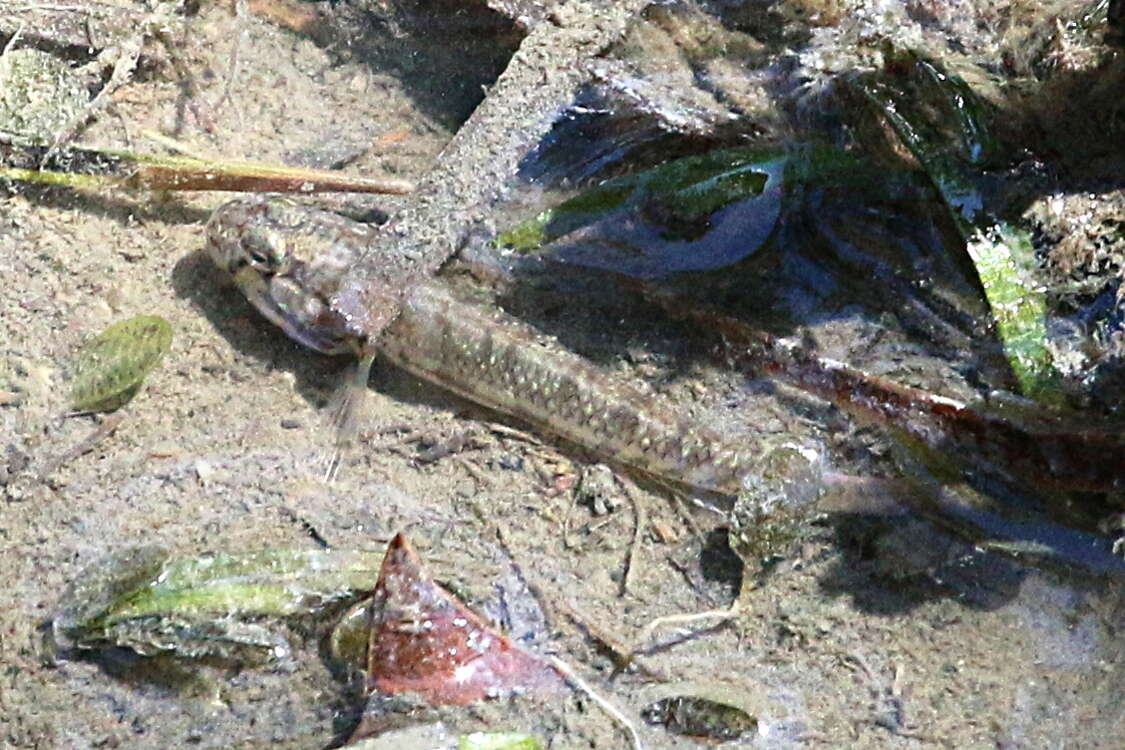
498,146,781,253
69,315,172,412
459,732,543,750
845,51,1062,402
966,224,1060,403
53,546,383,663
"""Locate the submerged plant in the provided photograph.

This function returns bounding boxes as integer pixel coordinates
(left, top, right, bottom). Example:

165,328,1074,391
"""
51,546,383,665
844,50,1063,403
69,315,173,413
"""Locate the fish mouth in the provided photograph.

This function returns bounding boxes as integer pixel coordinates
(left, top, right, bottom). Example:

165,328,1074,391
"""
233,267,353,356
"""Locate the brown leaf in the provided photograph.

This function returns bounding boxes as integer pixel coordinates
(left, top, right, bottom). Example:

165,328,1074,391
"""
366,533,563,706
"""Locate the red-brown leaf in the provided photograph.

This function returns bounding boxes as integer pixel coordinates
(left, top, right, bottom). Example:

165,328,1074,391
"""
366,533,563,706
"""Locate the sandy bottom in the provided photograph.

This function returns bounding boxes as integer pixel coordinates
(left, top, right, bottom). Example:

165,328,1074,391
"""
1,2,1122,748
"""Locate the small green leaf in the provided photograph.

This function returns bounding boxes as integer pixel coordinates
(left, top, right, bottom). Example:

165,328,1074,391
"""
458,732,543,750
69,315,172,412
966,224,1061,403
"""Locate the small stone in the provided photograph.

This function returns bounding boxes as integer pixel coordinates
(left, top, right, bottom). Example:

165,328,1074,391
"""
496,452,523,471
193,459,216,485
575,464,619,515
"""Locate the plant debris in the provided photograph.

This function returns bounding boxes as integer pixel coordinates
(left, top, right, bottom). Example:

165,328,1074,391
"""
641,694,757,741
0,138,415,196
842,50,1062,402
364,533,564,706
68,315,172,413
50,545,384,666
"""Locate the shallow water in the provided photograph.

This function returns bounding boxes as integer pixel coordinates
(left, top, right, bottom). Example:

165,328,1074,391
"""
1,1,1123,748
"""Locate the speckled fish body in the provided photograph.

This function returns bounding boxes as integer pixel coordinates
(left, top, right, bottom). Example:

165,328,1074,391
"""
205,197,817,506
384,279,754,496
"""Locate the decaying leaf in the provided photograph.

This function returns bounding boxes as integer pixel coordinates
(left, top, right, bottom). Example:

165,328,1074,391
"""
365,533,564,706
69,315,172,412
51,545,383,666
642,693,758,740
329,598,373,672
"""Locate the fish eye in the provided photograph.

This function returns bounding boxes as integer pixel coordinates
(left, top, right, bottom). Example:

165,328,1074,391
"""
240,235,277,270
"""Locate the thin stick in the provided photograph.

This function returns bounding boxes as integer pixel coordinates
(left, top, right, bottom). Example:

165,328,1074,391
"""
548,595,665,680
1,21,23,61
2,143,417,195
40,411,126,478
139,128,211,160
212,0,248,119
618,477,647,597
547,655,645,750
632,606,741,655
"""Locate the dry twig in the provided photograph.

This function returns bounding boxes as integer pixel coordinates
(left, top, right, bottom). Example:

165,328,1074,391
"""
547,654,646,750
618,476,649,597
